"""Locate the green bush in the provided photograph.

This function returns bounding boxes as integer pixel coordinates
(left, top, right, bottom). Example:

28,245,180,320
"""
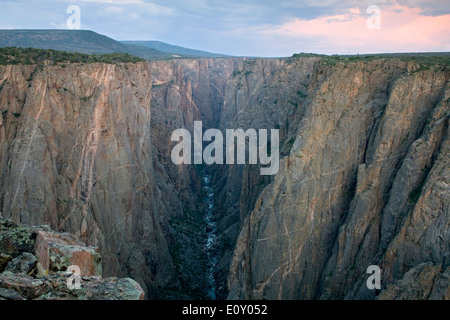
0,47,145,65
408,181,426,204
297,90,307,98
292,52,325,58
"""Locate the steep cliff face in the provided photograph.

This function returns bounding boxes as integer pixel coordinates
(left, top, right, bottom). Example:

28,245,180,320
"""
0,57,242,299
148,58,241,211
0,61,174,298
211,57,320,298
147,58,241,298
226,57,449,300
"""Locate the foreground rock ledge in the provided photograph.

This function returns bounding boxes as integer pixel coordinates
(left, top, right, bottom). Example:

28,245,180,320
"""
0,213,144,300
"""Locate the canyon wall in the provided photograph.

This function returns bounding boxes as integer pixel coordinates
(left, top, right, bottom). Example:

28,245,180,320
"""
225,57,449,300
0,61,170,298
147,58,241,298
0,58,240,299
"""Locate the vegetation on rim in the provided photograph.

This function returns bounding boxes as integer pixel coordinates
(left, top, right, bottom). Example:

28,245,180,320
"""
0,47,144,65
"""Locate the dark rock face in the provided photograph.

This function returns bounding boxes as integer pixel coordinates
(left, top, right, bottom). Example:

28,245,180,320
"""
377,263,450,300
147,58,241,299
0,62,162,298
0,286,26,300
225,58,450,300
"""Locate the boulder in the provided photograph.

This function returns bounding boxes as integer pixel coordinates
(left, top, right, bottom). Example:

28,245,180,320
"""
0,268,144,300
79,277,145,300
0,287,26,300
0,274,49,299
0,213,143,300
34,230,102,277
4,252,37,275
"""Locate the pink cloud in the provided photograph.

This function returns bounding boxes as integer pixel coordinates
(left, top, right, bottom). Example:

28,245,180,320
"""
264,5,450,54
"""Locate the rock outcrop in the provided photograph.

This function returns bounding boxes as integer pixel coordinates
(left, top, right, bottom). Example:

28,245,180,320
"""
34,229,102,276
0,213,144,300
377,263,450,300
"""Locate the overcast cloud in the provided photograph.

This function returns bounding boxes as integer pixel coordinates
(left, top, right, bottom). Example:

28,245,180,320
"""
0,0,448,56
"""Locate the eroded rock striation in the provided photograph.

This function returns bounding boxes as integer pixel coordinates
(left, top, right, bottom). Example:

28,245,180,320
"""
225,57,449,300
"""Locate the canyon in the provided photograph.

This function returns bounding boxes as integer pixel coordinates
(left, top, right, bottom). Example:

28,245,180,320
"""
0,54,448,299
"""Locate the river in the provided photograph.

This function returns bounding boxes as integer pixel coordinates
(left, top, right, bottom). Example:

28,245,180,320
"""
202,173,217,300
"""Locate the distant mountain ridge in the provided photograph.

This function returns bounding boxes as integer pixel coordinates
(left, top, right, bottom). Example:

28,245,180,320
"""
0,30,128,54
121,40,230,58
0,29,230,60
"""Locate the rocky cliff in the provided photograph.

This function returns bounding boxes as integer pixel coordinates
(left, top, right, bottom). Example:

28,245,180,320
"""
0,53,448,300
225,57,449,300
0,57,241,299
0,60,176,299
147,58,241,298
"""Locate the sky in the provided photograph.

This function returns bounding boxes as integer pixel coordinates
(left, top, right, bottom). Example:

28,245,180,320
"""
0,0,449,57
